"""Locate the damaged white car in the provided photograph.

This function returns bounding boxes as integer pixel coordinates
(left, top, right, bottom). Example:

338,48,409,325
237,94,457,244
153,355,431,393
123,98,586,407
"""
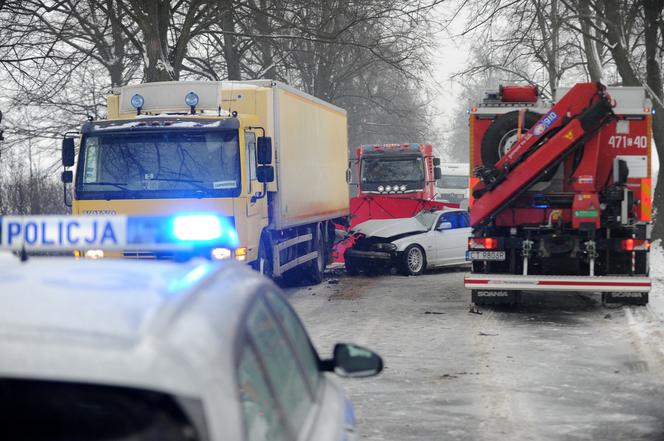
344,209,471,276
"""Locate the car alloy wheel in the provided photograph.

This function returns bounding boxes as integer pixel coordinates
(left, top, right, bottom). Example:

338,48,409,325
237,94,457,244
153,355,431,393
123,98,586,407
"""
402,244,426,276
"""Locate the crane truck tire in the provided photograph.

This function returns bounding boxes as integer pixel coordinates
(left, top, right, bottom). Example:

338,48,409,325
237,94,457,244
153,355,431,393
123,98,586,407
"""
307,223,326,284
480,110,541,165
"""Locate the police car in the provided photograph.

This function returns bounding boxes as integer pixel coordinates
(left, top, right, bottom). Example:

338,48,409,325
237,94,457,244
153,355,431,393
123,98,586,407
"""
0,215,383,441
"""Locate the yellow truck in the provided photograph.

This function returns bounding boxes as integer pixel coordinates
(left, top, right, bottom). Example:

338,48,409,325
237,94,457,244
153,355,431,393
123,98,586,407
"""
61,80,349,283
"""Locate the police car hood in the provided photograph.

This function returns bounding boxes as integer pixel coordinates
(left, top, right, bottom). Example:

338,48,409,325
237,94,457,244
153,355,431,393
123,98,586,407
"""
0,258,216,345
351,217,427,239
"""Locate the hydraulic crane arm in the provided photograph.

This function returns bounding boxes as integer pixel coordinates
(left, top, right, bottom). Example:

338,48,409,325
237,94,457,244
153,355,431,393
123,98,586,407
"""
471,83,615,227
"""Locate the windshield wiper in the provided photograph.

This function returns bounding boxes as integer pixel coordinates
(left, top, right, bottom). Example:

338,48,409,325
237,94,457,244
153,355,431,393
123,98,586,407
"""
147,178,209,192
85,181,129,191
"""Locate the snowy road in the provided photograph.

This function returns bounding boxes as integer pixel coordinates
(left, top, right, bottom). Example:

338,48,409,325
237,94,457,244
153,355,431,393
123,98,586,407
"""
286,266,664,440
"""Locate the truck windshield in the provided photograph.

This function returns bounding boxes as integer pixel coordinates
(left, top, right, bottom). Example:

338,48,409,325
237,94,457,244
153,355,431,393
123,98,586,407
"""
361,156,424,184
438,175,469,189
76,129,241,199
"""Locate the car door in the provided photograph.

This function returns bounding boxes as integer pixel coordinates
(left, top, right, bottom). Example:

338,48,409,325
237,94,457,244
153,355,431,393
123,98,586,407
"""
239,297,314,441
433,211,470,265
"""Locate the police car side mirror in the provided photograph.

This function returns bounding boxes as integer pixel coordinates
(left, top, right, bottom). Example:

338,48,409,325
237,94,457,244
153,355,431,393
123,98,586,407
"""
61,170,73,184
257,137,272,164
256,165,274,183
434,167,442,180
62,138,75,167
324,343,383,378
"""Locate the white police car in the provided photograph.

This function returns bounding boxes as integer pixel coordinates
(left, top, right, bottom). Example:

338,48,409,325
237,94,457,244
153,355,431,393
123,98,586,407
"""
0,215,383,441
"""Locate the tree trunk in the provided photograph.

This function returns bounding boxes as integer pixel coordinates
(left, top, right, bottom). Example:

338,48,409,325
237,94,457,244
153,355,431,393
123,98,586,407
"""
601,0,640,86
129,0,174,82
578,0,603,81
220,0,242,80
643,0,664,239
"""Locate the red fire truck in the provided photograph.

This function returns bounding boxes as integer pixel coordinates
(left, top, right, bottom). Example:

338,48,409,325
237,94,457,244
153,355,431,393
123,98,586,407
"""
465,83,653,305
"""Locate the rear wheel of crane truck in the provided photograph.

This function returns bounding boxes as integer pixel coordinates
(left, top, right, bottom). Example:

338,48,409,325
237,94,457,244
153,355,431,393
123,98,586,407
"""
471,289,521,307
602,292,649,306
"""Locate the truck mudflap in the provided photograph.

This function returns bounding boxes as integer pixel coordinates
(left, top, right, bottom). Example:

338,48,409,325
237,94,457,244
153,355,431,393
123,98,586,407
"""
465,274,651,293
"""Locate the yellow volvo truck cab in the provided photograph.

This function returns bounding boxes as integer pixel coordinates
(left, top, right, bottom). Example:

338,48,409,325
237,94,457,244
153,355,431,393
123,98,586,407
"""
61,80,349,283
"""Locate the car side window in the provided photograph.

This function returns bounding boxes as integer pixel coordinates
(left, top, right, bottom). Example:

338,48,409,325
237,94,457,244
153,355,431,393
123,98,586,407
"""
459,212,470,228
247,299,312,435
266,290,320,392
438,212,466,229
238,346,287,441
437,213,455,229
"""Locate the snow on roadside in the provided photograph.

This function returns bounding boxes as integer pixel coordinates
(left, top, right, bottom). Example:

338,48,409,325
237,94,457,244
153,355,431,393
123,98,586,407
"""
647,240,664,320
623,240,664,361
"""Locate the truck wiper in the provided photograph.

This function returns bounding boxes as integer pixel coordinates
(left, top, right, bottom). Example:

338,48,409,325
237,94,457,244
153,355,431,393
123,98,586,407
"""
147,178,209,192
86,181,129,191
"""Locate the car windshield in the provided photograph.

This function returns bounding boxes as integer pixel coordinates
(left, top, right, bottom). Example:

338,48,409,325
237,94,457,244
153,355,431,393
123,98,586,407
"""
438,175,469,189
361,156,424,183
76,129,241,199
414,210,439,230
0,379,198,441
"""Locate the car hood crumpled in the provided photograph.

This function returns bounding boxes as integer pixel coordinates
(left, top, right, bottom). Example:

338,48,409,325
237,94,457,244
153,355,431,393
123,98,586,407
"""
351,217,428,239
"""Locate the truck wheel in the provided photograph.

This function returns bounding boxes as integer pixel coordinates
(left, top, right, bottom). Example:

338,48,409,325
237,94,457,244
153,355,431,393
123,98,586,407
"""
481,110,541,165
257,241,273,278
401,245,426,276
308,224,326,284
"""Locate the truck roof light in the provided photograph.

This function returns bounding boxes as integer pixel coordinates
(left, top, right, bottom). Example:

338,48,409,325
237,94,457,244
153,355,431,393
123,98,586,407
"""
185,92,199,107
130,94,144,110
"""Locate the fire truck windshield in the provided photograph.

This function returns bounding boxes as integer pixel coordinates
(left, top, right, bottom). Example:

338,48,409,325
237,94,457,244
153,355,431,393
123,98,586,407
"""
75,129,241,199
361,156,424,184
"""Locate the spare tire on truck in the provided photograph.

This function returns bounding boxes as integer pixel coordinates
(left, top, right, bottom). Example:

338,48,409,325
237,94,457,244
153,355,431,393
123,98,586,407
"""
480,110,541,166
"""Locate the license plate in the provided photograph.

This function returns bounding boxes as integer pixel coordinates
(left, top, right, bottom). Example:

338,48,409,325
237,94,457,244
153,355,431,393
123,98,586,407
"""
466,250,506,261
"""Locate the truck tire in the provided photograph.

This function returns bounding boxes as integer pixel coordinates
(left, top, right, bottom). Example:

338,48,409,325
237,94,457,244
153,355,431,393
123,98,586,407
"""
256,240,273,278
307,224,326,284
481,110,541,165
401,244,426,276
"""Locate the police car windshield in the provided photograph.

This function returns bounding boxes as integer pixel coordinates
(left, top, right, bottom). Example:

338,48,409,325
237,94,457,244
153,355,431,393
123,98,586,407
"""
361,156,425,184
0,379,198,441
76,129,241,199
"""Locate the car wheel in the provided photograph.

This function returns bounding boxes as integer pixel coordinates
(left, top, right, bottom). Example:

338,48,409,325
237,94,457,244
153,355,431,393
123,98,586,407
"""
401,244,426,276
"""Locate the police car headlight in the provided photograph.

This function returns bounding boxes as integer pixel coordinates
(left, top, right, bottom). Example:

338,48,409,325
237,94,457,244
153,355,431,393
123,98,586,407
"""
85,249,104,259
211,247,232,260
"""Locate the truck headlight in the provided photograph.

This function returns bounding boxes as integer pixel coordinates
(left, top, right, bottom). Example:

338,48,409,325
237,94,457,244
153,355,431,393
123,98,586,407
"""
378,185,385,192
211,247,232,260
400,185,406,191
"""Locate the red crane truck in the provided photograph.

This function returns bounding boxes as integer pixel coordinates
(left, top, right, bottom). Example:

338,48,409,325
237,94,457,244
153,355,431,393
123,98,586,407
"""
465,83,653,305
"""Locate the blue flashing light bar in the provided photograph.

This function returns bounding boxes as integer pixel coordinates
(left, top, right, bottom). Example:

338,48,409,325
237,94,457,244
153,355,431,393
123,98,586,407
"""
0,214,239,251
